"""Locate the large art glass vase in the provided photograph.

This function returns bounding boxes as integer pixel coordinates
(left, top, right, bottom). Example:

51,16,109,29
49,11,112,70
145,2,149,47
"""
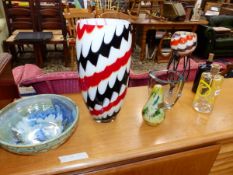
76,18,132,123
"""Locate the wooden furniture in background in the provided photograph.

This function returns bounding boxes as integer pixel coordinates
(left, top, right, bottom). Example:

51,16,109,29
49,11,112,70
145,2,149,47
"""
3,0,69,67
155,32,172,63
203,2,233,15
35,0,69,66
2,0,36,36
1,80,233,174
63,8,95,70
131,18,208,61
220,3,233,15
0,53,20,109
128,0,164,17
95,0,118,11
4,31,53,67
204,2,222,12
94,0,120,17
98,10,131,19
2,0,36,63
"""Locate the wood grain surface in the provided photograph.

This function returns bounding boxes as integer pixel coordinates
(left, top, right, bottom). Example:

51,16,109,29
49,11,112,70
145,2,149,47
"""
0,79,233,175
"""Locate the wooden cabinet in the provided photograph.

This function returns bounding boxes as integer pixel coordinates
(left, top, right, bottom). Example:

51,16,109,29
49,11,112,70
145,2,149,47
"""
1,81,233,175
0,53,19,109
210,141,233,175
85,145,220,175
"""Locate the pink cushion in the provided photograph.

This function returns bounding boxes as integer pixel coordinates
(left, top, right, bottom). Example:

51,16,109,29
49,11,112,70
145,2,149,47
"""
129,58,200,87
12,64,44,85
20,71,80,94
171,58,226,81
177,58,199,81
129,70,149,87
176,58,199,70
12,65,24,85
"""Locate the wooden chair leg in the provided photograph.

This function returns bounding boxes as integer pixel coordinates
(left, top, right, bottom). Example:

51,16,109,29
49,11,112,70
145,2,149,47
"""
17,44,24,55
41,44,47,62
63,41,69,67
70,45,76,71
3,41,18,65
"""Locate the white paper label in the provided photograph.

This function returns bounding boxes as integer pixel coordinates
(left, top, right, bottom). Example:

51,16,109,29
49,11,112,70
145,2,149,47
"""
59,152,89,163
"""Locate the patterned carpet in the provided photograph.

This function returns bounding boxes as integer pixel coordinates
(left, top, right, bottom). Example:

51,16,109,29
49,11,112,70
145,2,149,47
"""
13,49,71,73
13,45,168,74
131,46,168,73
13,44,233,74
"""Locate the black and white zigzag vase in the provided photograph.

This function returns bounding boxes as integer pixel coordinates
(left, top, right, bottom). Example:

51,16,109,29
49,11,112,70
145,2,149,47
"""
76,18,132,123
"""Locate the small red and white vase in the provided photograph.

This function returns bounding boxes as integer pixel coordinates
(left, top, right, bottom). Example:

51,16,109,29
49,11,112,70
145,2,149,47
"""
170,31,197,57
76,18,132,123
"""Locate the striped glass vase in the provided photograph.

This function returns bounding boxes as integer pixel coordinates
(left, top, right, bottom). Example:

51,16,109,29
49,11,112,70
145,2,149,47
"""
76,18,132,123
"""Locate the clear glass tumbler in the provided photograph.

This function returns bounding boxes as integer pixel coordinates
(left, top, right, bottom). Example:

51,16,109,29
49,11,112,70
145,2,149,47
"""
142,70,185,126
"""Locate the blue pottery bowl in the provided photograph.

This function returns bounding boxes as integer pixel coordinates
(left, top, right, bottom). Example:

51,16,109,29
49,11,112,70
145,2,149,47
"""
0,94,78,155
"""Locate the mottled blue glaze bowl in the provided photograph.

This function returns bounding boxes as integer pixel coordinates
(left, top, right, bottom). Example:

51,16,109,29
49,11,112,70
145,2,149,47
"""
0,94,78,155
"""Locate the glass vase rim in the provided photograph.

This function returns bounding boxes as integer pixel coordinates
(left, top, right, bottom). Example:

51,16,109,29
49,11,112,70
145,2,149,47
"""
149,69,184,84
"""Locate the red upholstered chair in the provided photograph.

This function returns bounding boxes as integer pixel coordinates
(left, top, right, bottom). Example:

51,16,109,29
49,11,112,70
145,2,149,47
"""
19,71,80,94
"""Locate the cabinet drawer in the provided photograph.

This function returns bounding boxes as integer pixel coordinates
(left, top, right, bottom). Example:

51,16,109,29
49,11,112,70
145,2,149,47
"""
84,145,220,175
210,142,233,175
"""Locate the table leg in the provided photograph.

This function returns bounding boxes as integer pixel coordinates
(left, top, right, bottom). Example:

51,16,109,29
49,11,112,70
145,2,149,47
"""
131,25,137,52
140,27,148,61
192,25,197,32
63,41,69,67
33,43,43,67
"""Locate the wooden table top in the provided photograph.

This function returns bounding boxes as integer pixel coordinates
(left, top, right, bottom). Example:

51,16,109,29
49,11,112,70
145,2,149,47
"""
130,18,208,25
1,79,233,175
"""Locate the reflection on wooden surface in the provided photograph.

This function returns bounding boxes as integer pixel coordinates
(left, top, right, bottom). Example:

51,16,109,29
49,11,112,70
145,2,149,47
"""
0,80,233,174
